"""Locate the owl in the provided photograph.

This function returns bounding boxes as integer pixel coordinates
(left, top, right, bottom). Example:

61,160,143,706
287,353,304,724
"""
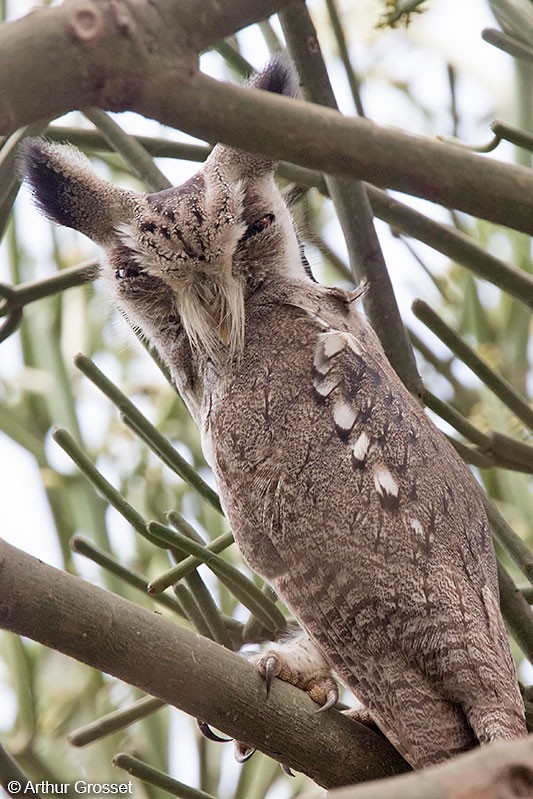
20,57,526,770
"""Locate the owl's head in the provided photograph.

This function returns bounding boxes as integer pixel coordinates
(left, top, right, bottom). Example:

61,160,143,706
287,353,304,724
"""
19,57,310,364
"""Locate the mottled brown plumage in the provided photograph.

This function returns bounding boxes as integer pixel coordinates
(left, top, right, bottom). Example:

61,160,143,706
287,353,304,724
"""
20,57,526,769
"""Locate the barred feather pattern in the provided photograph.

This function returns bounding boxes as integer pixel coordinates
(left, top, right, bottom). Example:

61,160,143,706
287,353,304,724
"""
208,284,526,768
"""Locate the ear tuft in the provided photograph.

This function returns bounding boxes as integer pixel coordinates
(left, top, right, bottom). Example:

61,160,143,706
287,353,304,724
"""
19,138,90,230
249,54,300,99
18,138,134,244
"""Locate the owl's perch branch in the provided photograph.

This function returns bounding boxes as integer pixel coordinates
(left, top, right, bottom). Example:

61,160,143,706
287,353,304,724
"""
323,736,533,799
0,537,410,789
5,4,533,237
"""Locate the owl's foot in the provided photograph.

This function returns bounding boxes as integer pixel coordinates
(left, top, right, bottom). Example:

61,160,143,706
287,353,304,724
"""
232,635,337,770
198,632,338,769
342,705,381,730
248,636,339,711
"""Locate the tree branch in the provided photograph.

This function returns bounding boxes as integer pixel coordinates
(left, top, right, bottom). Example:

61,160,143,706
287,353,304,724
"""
0,0,296,133
5,4,533,236
280,4,422,397
0,537,409,788
323,736,533,799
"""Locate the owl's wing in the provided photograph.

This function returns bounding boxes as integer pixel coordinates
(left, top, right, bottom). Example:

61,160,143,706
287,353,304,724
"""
310,319,497,594
272,317,525,764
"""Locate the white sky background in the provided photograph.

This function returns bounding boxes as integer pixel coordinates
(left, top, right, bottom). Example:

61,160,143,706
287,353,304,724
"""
0,0,529,792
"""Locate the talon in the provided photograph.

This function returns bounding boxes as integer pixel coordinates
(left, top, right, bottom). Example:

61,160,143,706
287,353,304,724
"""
316,685,339,713
281,763,295,777
234,741,256,763
263,654,279,697
196,719,232,742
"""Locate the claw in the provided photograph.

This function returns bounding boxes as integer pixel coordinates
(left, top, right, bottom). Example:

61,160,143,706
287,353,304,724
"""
196,719,232,743
281,763,295,777
234,741,256,763
315,684,339,713
263,654,279,697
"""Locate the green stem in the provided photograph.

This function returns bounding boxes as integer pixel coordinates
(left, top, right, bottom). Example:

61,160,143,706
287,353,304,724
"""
46,125,210,162
174,583,213,638
483,500,533,588
324,0,364,116
489,432,533,472
70,535,185,615
423,390,489,449
408,329,469,401
82,108,172,192
74,354,222,513
413,300,533,433
482,27,533,64
447,438,493,469
148,521,286,633
167,512,234,648
113,753,217,799
258,19,283,53
0,262,97,318
371,190,533,310
52,427,156,543
213,41,252,78
181,568,234,648
492,119,533,153
497,562,533,663
69,696,166,747
158,531,234,583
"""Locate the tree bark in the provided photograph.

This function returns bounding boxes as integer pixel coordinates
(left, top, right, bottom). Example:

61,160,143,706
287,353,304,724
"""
0,0,296,134
324,736,533,799
0,537,409,789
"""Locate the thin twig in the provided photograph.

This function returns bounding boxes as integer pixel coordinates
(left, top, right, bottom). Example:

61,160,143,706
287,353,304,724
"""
69,696,166,747
74,354,222,513
113,753,218,799
148,521,286,634
70,535,186,615
82,108,172,192
497,562,533,663
413,300,533,433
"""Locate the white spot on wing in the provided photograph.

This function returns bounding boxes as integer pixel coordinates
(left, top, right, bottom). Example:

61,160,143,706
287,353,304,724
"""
332,400,358,434
313,372,340,397
323,331,347,358
352,432,370,462
373,466,399,498
409,518,423,536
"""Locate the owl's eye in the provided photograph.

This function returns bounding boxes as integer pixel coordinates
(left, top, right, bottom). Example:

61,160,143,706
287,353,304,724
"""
115,265,141,280
245,213,275,239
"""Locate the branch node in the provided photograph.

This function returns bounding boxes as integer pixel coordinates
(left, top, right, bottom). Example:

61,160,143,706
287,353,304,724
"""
68,3,105,43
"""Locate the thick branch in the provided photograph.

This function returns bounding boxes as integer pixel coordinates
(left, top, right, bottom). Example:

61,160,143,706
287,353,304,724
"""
152,73,533,237
325,736,533,799
5,4,533,236
0,0,296,132
0,538,409,788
